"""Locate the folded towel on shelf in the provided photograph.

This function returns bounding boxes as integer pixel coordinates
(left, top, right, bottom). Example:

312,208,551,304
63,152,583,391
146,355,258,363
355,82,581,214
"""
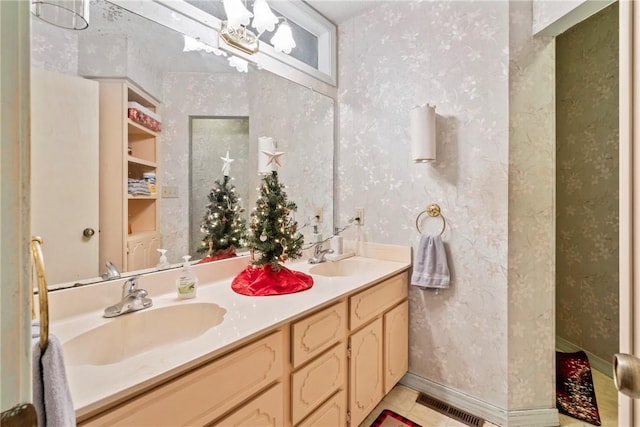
32,321,76,427
411,234,450,290
127,178,151,196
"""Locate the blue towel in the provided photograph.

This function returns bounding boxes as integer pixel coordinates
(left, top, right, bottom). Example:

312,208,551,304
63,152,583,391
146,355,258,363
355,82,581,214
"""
32,321,76,427
411,234,450,289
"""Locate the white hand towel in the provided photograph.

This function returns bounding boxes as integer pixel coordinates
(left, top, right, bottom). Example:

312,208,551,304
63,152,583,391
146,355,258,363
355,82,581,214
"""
32,321,76,427
411,234,450,289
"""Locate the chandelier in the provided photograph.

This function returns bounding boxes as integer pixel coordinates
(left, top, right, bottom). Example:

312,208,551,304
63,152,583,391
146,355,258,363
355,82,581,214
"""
220,0,296,55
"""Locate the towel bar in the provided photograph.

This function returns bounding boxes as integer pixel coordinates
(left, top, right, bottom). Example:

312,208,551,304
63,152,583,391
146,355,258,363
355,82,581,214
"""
30,236,49,352
416,203,446,235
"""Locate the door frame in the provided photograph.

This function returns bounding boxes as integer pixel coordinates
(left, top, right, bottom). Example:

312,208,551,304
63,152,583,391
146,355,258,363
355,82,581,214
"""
0,0,32,412
622,0,634,424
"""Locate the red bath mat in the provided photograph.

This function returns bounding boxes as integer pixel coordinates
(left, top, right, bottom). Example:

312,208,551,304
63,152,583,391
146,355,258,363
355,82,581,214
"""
370,409,422,427
556,351,601,426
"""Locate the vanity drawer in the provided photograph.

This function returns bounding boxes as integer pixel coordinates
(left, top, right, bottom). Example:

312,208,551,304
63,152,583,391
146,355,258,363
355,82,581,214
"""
297,390,347,427
291,300,347,368
81,330,283,426
291,343,346,425
210,383,284,427
349,272,408,331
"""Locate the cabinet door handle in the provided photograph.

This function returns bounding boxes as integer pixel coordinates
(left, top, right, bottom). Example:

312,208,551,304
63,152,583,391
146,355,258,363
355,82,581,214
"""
83,228,96,238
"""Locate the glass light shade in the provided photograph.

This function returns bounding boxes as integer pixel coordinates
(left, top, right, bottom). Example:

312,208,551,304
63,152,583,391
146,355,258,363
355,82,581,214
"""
31,0,89,30
270,21,296,54
410,104,436,162
183,35,226,56
223,0,253,30
228,56,249,73
252,0,278,34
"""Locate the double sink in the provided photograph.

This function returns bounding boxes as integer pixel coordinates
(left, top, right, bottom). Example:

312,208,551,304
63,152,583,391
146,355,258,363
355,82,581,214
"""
51,253,411,415
61,257,382,367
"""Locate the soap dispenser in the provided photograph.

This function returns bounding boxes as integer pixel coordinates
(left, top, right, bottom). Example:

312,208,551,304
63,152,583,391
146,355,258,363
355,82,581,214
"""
176,255,198,299
156,248,170,270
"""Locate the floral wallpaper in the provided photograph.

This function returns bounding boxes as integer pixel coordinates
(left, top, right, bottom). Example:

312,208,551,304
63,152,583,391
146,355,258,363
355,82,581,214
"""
248,70,335,241
31,19,78,75
507,0,556,411
338,0,511,408
338,0,556,415
556,3,619,365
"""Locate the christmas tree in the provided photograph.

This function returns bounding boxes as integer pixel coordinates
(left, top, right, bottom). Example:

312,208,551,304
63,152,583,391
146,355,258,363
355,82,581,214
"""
198,152,247,261
231,144,312,296
248,170,304,270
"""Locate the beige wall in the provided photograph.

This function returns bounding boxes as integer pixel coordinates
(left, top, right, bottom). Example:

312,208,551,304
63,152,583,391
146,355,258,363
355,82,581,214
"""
507,0,556,412
556,3,619,364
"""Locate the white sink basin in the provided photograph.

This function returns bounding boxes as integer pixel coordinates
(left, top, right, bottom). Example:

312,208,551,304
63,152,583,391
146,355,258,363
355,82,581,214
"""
63,302,226,366
309,258,384,277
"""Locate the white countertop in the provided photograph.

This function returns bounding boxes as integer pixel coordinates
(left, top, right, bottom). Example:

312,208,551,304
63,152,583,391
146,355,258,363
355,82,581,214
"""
47,242,411,419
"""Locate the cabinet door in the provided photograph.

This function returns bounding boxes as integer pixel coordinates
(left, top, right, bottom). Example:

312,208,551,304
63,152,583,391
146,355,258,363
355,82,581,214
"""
291,343,346,425
145,233,161,268
298,390,347,427
211,383,283,427
80,331,283,426
349,318,383,427
126,237,146,271
384,301,409,394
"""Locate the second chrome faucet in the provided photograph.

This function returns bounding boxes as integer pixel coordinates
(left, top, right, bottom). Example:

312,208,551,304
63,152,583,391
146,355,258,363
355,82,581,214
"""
103,276,152,318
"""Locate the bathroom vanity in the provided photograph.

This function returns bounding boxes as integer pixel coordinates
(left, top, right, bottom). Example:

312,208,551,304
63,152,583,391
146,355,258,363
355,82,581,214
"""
47,242,411,427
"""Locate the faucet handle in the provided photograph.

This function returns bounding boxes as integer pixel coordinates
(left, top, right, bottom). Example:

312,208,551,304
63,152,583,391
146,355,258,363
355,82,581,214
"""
122,275,141,297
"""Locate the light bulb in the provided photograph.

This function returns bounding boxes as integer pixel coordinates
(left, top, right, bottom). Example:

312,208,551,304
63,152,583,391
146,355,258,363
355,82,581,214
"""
270,21,296,54
252,0,278,34
223,0,253,30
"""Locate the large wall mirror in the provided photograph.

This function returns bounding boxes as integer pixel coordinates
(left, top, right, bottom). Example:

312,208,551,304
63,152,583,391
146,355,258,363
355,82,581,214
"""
31,0,334,288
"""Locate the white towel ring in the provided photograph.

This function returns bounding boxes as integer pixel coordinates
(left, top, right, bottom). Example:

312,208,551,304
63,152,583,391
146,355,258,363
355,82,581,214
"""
415,203,446,236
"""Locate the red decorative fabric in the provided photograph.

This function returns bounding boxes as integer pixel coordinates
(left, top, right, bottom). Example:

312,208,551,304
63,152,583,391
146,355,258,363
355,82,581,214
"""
197,247,237,264
231,264,314,296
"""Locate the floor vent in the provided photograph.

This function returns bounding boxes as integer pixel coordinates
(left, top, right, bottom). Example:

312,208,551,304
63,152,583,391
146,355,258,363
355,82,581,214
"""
415,392,484,427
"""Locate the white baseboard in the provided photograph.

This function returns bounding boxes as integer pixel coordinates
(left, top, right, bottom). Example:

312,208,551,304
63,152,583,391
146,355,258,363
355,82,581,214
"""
555,336,613,378
400,373,560,427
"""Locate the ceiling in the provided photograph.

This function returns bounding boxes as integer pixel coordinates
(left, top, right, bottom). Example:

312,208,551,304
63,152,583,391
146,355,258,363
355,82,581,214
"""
303,0,382,24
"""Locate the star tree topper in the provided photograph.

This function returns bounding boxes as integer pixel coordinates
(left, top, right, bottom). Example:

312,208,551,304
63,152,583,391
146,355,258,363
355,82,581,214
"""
221,151,235,176
262,149,285,171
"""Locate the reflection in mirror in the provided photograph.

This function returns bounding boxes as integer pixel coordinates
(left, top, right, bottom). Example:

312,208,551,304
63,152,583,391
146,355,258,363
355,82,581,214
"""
30,0,335,289
189,117,250,257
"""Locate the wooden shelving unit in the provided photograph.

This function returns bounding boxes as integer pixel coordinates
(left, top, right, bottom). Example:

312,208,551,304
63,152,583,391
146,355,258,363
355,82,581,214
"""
98,79,161,272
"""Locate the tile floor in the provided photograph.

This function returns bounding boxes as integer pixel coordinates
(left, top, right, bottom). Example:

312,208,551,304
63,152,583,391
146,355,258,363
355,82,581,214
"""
358,369,617,427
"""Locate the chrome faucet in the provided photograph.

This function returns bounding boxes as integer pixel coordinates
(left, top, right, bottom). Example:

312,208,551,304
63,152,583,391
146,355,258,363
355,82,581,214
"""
103,276,152,318
101,261,121,280
308,244,334,264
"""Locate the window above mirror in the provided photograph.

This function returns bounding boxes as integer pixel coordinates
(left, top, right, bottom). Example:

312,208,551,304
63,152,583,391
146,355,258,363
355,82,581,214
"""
112,0,337,89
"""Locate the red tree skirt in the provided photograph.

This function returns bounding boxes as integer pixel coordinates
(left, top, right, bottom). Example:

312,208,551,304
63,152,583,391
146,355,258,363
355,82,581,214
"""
231,264,314,296
197,247,237,264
